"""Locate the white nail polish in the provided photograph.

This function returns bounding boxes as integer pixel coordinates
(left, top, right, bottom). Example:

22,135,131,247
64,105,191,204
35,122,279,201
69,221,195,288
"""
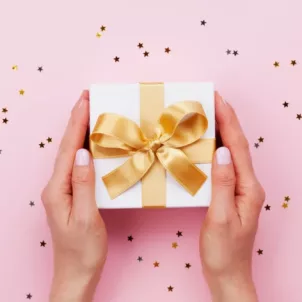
75,149,90,166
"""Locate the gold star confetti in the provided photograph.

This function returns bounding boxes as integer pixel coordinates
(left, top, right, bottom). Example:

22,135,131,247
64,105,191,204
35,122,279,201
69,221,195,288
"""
167,286,174,292
137,42,144,49
284,196,290,202
282,202,288,209
165,47,171,54
114,56,120,62
2,118,8,124
39,142,45,148
185,263,191,269
153,261,160,267
143,51,149,57
2,108,8,113
100,25,106,31
291,60,297,66
46,137,52,143
96,32,102,38
19,89,25,95
257,249,263,255
172,242,178,249
273,61,280,67
12,65,18,71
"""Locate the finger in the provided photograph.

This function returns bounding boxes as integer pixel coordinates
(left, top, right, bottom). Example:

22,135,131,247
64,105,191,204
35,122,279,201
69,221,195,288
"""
215,92,257,188
71,149,97,216
52,91,90,188
208,147,237,224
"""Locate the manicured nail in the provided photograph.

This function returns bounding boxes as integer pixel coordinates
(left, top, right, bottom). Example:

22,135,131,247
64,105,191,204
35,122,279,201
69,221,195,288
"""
216,147,231,165
216,91,227,105
75,149,90,166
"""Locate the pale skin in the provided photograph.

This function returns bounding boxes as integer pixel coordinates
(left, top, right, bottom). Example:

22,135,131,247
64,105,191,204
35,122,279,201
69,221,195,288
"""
42,91,265,302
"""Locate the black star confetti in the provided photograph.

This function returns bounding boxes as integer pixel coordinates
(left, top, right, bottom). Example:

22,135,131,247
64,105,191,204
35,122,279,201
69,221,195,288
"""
137,42,144,49
128,235,134,242
296,114,302,120
226,49,231,55
168,286,174,292
257,249,263,255
2,107,8,113
233,50,239,56
176,231,183,237
291,60,297,66
40,241,46,247
47,137,52,143
283,101,289,108
2,118,8,124
100,25,106,32
37,66,43,72
26,293,32,299
165,47,171,54
143,51,149,57
29,201,35,207
258,137,264,143
39,142,45,148
185,263,191,269
274,61,280,67
284,196,290,202
0,150,2,154
265,205,271,211
137,256,143,262
114,56,120,62
254,143,259,148
200,20,207,26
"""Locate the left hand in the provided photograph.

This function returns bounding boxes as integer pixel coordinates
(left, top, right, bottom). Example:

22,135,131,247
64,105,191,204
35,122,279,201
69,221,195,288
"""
42,91,108,302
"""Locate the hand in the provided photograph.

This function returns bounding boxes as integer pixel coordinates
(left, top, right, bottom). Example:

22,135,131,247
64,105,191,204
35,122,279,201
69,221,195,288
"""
42,91,108,302
200,93,265,302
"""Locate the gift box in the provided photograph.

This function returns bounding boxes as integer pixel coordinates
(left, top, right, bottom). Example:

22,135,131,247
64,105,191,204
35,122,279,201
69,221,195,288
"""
89,83,215,209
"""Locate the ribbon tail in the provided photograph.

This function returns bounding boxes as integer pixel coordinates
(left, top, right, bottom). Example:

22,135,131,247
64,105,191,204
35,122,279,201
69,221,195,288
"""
156,147,207,196
102,150,155,199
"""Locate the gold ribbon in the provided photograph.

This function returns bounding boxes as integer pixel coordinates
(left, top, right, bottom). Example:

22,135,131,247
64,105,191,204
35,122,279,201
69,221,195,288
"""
90,83,215,207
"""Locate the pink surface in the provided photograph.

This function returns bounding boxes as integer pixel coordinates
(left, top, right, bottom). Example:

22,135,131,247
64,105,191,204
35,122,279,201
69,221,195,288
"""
0,0,301,301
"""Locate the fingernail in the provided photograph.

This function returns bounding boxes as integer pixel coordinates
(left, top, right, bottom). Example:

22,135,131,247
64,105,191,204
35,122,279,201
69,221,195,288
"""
216,91,227,105
78,90,88,108
75,149,90,166
216,147,231,165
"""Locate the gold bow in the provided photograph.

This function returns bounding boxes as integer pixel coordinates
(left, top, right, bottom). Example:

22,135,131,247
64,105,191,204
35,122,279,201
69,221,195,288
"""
90,101,215,200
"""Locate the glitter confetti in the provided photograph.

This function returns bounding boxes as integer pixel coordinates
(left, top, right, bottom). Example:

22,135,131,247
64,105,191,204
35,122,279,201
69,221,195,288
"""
226,49,231,55
200,20,207,26
37,66,43,72
153,261,160,267
2,118,8,124
291,60,297,66
165,47,171,54
233,50,239,56
176,231,183,237
19,89,25,95
274,61,280,67
46,137,52,143
1,108,8,113
137,42,144,49
96,32,102,38
167,286,174,292
296,114,302,120
254,143,259,148
39,142,45,148
26,293,32,299
185,263,191,269
100,25,106,32
29,201,35,207
12,65,18,71
40,241,46,247
265,205,271,211
143,51,149,57
114,56,120,62
137,256,143,262
172,242,178,249
284,196,290,202
282,202,288,209
283,101,289,107
258,137,264,143
257,249,263,255
127,235,134,242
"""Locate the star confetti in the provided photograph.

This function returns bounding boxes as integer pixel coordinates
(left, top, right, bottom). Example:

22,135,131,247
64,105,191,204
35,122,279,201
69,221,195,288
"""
40,241,46,247
200,20,207,26
29,201,35,207
26,293,32,299
114,56,120,62
226,49,231,55
2,118,8,124
37,66,43,72
258,137,264,143
284,196,290,202
296,114,302,120
137,42,144,49
0,150,2,154
100,25,106,32
47,137,52,143
12,65,18,71
176,231,183,237
19,89,25,95
165,47,171,54
2,108,8,113
257,249,263,255
153,261,160,267
282,202,288,209
254,143,259,148
143,51,149,57
264,204,271,211
291,60,297,66
172,242,178,249
137,256,143,262
96,32,102,38
167,286,174,292
128,235,134,242
274,61,280,67
39,142,45,148
233,50,239,56
185,263,191,269
283,101,289,108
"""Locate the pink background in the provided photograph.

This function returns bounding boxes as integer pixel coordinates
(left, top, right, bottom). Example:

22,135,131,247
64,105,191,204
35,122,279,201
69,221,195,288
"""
0,0,301,301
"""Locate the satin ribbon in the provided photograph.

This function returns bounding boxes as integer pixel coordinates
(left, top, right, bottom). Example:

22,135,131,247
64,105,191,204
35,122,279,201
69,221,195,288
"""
90,92,215,204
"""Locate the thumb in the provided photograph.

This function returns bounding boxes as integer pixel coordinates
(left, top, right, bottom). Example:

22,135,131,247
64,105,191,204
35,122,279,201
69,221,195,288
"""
72,148,97,214
208,147,237,223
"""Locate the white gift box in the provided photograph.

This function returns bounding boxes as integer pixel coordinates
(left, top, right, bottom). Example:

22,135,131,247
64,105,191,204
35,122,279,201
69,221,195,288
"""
90,83,215,209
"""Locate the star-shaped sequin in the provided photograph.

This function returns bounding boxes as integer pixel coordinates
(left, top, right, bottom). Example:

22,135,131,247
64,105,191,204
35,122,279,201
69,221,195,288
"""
176,231,183,237
47,137,52,143
96,32,102,38
168,286,174,292
100,25,106,31
137,42,144,49
1,108,8,113
2,118,8,124
258,137,264,143
29,201,35,207
257,249,263,255
19,89,25,95
114,56,120,62
143,51,149,57
153,261,160,267
200,20,207,26
282,202,288,209
137,256,143,262
165,47,171,54
128,235,134,242
172,242,178,249
226,49,231,55
296,114,302,120
37,66,43,72
284,196,290,202
291,60,297,66
185,263,191,269
254,143,259,148
39,142,45,148
12,65,18,71
274,61,280,67
26,293,32,299
233,50,239,56
283,101,289,108
264,204,271,211
40,241,46,247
